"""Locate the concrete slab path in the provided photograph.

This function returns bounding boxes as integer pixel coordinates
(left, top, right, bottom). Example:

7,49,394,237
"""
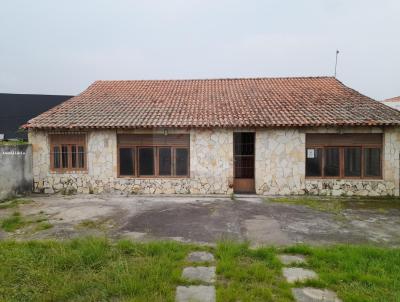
176,285,216,302
292,287,342,302
187,251,215,263
282,267,318,283
182,267,216,284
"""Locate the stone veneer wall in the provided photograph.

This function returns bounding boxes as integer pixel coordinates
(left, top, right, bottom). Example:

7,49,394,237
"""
255,129,306,195
255,127,400,196
29,129,234,195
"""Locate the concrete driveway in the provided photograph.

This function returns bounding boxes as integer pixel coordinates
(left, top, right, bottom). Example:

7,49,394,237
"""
2,194,400,247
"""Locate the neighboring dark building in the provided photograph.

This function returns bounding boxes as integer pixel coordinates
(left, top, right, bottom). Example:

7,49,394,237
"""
0,93,72,140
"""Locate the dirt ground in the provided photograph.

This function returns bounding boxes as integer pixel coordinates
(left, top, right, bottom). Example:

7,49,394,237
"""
1,194,400,247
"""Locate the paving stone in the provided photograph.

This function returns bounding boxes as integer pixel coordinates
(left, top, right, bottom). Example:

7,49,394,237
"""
278,254,306,265
292,287,342,302
182,266,216,283
283,268,318,283
187,251,215,263
176,285,216,302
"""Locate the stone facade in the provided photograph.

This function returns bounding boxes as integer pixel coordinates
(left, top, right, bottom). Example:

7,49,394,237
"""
29,126,400,196
29,129,233,195
304,179,396,196
255,129,305,195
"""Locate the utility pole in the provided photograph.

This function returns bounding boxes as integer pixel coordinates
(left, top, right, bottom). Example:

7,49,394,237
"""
334,50,340,78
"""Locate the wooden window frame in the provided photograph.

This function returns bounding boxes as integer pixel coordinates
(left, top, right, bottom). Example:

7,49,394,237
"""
50,134,87,173
117,145,190,178
305,144,382,180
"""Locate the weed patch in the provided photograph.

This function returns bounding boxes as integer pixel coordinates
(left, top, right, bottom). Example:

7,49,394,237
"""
266,196,400,214
1,212,26,232
35,222,53,231
0,199,33,210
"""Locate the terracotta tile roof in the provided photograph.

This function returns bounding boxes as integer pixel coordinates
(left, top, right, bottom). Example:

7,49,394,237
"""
383,96,400,103
24,77,400,129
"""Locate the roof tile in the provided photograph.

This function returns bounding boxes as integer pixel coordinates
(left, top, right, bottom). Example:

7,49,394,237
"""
24,77,400,129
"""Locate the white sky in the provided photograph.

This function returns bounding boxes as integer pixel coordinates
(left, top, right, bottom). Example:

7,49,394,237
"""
0,0,399,100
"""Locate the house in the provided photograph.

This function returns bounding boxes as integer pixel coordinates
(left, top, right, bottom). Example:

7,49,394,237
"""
23,77,400,196
0,93,72,140
382,96,400,111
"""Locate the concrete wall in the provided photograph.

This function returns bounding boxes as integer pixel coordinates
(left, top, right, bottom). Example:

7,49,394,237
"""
0,144,32,200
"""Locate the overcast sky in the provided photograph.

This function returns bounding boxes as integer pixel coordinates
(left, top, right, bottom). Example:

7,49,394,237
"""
0,0,399,100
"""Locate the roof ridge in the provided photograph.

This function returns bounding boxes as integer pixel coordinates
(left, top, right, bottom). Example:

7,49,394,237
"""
93,76,336,83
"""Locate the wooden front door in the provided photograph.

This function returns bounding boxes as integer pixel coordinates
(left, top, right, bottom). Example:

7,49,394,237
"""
233,132,255,193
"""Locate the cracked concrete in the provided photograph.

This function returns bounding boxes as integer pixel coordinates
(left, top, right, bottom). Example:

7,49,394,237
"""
1,194,400,247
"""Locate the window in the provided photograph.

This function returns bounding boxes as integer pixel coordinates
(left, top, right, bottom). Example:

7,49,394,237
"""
117,134,190,178
344,147,361,177
176,148,189,176
53,146,61,169
159,148,172,176
305,148,322,177
119,148,134,176
50,134,87,172
139,148,155,176
364,148,381,177
324,148,340,177
305,134,382,179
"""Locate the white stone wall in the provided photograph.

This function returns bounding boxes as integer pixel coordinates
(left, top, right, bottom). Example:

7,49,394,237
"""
29,129,233,195
255,129,306,195
29,126,400,196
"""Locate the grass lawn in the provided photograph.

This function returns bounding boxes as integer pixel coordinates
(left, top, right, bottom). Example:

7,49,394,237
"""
0,238,399,301
266,196,400,214
285,245,400,302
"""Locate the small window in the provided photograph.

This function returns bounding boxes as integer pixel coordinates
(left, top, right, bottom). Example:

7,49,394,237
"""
159,148,172,176
306,148,322,177
175,148,189,176
364,148,381,177
324,148,340,177
344,147,361,177
139,148,154,176
119,148,134,176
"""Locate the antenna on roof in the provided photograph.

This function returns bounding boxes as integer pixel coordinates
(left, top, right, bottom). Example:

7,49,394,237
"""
334,49,340,78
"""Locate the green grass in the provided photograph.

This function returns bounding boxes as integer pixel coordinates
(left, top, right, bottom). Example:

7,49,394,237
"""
267,196,344,213
0,239,399,301
0,199,33,210
34,222,53,231
266,196,400,214
0,140,27,145
0,203,53,234
1,212,26,232
75,219,110,231
284,244,400,302
0,238,193,302
216,241,293,301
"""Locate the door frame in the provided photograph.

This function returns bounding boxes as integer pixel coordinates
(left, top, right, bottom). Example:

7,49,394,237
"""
233,131,256,194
